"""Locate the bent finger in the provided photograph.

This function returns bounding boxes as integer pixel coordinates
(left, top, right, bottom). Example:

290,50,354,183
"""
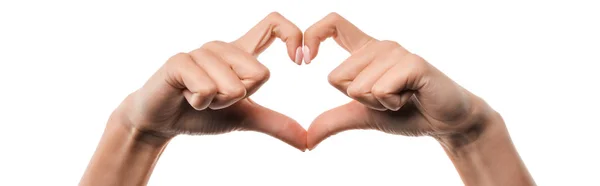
303,12,376,63
233,12,303,64
203,41,270,96
189,48,247,109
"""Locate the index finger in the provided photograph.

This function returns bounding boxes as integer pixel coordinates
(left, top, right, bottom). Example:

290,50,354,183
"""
233,12,304,65
303,12,376,64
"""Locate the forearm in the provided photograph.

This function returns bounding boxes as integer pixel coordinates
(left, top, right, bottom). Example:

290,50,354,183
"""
438,101,535,186
80,109,170,186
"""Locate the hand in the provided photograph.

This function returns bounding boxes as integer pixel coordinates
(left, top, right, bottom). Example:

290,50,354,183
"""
303,13,534,186
117,12,307,150
305,13,495,150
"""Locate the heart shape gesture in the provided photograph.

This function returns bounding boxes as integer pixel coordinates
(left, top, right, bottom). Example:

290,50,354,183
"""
82,12,533,186
103,12,491,151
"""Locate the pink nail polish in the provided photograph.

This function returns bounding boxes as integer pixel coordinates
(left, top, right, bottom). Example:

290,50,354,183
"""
303,46,311,64
294,46,303,65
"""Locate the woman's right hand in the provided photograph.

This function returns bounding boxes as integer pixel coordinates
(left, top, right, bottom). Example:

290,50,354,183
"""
113,12,307,150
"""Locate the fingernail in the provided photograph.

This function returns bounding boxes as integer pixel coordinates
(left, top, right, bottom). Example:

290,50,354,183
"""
294,46,303,65
303,46,311,64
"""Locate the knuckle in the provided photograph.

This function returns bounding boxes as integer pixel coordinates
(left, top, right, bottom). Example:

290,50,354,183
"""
251,66,271,82
384,47,410,63
412,54,427,64
166,52,192,66
189,98,205,110
327,71,343,86
371,85,391,98
201,40,226,49
390,46,409,57
405,53,427,68
326,12,343,20
189,86,217,110
267,12,284,20
196,84,218,98
188,47,210,59
379,40,402,50
221,85,247,100
170,52,190,60
290,28,303,38
346,84,369,99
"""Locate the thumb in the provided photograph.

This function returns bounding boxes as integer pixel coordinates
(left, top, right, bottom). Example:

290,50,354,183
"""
239,99,307,151
307,101,373,150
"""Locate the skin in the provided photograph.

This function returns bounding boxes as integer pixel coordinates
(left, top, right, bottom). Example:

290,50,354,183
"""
304,13,535,185
80,12,306,186
81,12,535,186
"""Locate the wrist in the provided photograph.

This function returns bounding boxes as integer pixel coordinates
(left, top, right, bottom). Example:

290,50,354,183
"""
108,110,172,149
434,95,535,185
435,93,504,151
437,109,507,156
111,93,173,147
80,104,171,186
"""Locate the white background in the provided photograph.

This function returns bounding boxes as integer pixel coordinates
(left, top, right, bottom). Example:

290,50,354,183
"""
1,0,599,185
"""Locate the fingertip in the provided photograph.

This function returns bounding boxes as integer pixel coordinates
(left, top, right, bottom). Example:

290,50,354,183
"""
307,140,320,151
302,39,320,65
302,46,312,64
294,46,303,65
302,29,320,64
306,137,322,151
308,143,318,151
283,25,303,65
295,126,308,152
306,118,326,150
298,144,307,152
276,117,308,152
